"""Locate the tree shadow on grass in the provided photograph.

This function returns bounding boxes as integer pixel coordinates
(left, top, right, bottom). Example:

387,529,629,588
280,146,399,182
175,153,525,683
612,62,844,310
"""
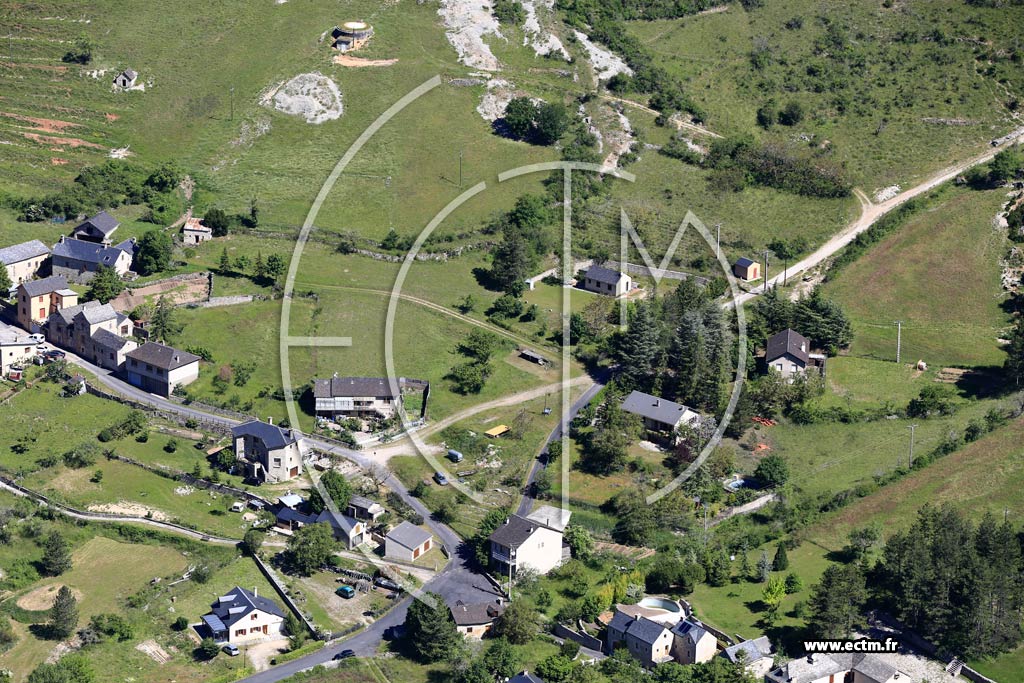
472,266,503,293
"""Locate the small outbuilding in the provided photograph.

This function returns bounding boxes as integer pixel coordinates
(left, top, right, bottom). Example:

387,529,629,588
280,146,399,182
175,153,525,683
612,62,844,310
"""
484,424,510,439
518,348,548,366
733,257,760,282
384,521,433,562
581,264,632,297
450,599,506,639
181,217,213,246
113,69,138,89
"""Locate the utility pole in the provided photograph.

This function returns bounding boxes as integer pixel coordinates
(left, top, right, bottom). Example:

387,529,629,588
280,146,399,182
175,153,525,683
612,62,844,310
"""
230,86,235,121
894,321,902,364
762,249,770,293
459,150,463,188
715,223,721,259
908,424,917,468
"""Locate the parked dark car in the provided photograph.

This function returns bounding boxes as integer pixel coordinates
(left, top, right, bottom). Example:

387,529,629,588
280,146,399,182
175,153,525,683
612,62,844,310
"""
332,649,355,661
373,576,401,592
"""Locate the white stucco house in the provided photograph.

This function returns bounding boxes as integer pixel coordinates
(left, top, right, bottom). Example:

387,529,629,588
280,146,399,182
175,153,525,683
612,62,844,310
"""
0,240,50,288
489,506,571,577
201,586,285,645
580,264,632,297
765,329,826,382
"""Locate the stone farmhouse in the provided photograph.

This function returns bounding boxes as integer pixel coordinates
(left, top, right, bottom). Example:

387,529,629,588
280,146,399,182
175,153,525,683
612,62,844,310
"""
670,618,718,665
723,636,775,679
765,328,826,382
123,342,200,397
274,506,366,549
0,240,50,289
232,419,304,483
606,612,675,668
71,211,120,244
112,69,138,89
47,301,135,371
51,236,136,283
580,264,632,297
201,586,285,646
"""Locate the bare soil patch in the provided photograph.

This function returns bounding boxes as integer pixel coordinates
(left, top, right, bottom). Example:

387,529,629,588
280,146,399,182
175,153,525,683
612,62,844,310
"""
332,54,398,67
246,638,290,671
51,157,68,165
22,132,103,149
109,277,209,312
87,502,170,521
18,585,83,611
0,111,79,133
136,639,172,664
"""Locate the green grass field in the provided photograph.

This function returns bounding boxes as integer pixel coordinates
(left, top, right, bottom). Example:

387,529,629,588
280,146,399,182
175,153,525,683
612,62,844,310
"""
822,185,1012,368
625,1,1023,189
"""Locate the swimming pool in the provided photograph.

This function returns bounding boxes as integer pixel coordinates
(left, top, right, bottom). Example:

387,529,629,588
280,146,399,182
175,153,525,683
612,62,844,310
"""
638,597,682,613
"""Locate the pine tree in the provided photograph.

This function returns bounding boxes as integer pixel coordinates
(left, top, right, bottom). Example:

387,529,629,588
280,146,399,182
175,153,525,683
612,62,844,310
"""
49,585,79,638
616,300,661,390
757,550,772,583
404,591,461,662
150,295,183,342
739,546,752,580
218,247,231,274
41,532,72,576
697,304,730,412
772,543,789,571
670,311,705,405
807,563,866,639
0,264,12,293
253,252,266,281
85,265,125,304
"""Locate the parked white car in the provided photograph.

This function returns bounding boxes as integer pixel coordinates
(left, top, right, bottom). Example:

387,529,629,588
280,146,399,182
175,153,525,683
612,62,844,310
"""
27,333,44,343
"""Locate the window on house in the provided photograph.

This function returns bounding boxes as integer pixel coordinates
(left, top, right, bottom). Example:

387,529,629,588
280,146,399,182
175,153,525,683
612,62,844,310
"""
251,613,258,620
235,629,245,637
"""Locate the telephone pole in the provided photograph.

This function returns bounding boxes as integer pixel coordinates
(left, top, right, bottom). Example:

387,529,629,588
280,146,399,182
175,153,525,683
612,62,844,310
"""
908,424,917,468
715,223,721,259
762,249,770,293
894,320,902,364
459,150,463,188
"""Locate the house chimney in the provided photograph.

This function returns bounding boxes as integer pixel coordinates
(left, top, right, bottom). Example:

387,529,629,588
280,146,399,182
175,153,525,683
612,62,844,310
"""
634,614,641,621
800,342,806,352
655,399,660,407
59,235,65,243
267,416,273,425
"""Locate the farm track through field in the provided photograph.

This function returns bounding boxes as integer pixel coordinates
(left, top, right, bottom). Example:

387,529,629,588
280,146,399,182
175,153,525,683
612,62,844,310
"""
726,130,1024,310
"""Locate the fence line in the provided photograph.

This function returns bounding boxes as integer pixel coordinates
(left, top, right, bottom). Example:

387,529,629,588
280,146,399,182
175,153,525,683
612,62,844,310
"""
250,553,320,638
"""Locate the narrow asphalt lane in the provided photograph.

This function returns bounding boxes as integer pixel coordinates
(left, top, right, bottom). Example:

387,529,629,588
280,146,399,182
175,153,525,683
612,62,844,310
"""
516,370,608,516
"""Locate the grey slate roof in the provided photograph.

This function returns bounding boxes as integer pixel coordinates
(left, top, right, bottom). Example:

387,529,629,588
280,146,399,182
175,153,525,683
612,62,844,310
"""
51,300,106,326
628,615,671,645
20,275,68,297
489,514,542,549
122,69,137,80
765,653,896,683
314,376,398,399
0,240,49,265
231,420,298,450
509,673,545,683
723,635,773,664
584,264,626,285
766,328,809,364
90,327,131,351
207,586,284,629
73,211,120,237
449,600,505,626
52,237,130,266
519,348,547,363
734,256,755,268
620,390,695,428
78,302,118,325
672,618,712,645
315,509,361,538
387,521,432,550
126,342,200,371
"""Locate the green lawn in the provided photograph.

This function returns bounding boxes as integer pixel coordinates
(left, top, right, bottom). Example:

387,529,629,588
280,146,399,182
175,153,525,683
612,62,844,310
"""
822,185,1012,368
